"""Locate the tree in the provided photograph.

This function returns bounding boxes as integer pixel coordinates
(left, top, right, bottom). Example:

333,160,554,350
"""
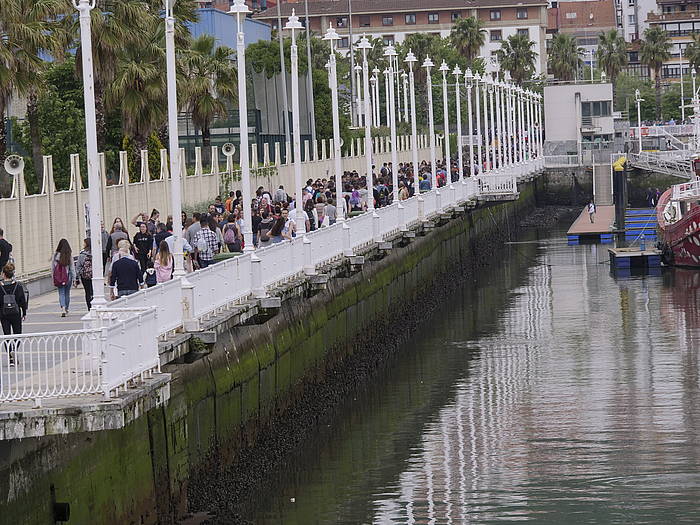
685,33,700,76
496,34,537,84
0,0,67,186
548,33,582,81
450,17,486,63
181,35,237,154
597,30,628,83
640,26,671,119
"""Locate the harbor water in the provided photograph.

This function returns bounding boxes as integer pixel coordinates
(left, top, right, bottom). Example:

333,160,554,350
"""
248,223,700,524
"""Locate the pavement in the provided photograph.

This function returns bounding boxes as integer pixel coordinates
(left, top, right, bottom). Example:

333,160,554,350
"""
23,284,101,334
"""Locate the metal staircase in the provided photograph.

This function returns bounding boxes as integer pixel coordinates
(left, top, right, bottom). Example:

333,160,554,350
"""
627,152,693,180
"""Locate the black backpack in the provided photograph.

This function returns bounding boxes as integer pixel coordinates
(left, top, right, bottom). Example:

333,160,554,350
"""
1,283,20,316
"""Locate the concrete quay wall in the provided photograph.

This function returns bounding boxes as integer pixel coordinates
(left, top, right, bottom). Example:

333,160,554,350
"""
0,180,538,525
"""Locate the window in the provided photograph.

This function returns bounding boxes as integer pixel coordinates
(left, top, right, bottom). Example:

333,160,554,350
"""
628,14,636,24
383,34,395,46
382,15,393,26
581,101,612,117
337,16,348,28
405,13,416,24
359,15,370,27
452,11,461,22
428,12,439,24
339,37,349,48
629,51,638,62
517,8,528,19
490,29,502,41
490,9,501,20
517,28,529,36
628,0,635,5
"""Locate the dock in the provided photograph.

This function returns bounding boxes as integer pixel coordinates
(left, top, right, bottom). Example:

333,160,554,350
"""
608,247,662,269
567,205,615,244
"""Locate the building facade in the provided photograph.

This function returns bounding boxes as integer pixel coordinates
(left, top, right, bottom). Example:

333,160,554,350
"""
646,0,700,80
252,0,549,75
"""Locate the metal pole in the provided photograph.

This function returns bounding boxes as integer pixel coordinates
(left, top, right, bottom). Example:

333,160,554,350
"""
402,71,409,123
424,57,438,189
527,90,534,160
454,66,463,181
406,51,420,197
463,68,473,178
324,24,344,221
637,94,643,153
440,61,451,183
384,68,390,127
276,0,291,145
303,0,316,152
482,77,489,171
488,80,496,171
474,73,482,175
395,55,402,123
286,11,306,233
359,35,374,210
74,0,105,306
384,45,399,202
165,0,185,274
680,58,686,122
348,0,357,126
494,80,502,170
355,65,363,127
232,0,254,251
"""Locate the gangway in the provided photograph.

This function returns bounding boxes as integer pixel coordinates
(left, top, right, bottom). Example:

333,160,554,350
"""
626,152,693,179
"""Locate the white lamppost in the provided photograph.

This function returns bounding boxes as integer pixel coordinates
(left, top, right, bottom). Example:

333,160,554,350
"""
384,44,399,202
370,75,377,127
74,0,105,305
527,89,534,161
402,70,409,122
495,80,503,170
439,60,451,185
354,65,363,126
482,74,489,171
681,58,686,122
518,86,526,162
405,51,420,198
503,78,512,168
324,24,344,221
635,88,644,153
693,68,697,104
358,35,374,209
372,67,380,126
453,65,463,182
474,72,482,175
165,0,185,272
487,77,496,171
230,0,254,251
394,54,403,123
537,93,544,158
423,56,438,190
285,10,307,233
464,68,474,178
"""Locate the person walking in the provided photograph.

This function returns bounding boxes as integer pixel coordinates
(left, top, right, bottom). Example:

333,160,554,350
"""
0,228,13,271
154,240,174,284
193,218,219,269
132,222,153,274
75,238,94,310
588,200,596,223
0,263,27,365
109,241,143,298
52,239,75,317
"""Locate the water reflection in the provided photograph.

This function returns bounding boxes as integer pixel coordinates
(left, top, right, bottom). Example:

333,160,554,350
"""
250,228,700,524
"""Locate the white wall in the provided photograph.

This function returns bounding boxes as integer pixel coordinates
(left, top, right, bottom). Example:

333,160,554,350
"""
544,82,614,142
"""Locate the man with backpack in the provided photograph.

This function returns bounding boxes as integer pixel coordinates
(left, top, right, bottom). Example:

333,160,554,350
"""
0,262,27,365
0,228,12,271
76,238,94,310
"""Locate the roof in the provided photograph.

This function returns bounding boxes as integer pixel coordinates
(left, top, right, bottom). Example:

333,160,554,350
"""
552,0,616,31
252,0,547,20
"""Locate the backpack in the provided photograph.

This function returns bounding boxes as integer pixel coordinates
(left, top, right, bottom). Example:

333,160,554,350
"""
1,283,19,316
81,252,93,280
223,224,236,244
53,262,69,287
350,190,361,206
196,233,208,253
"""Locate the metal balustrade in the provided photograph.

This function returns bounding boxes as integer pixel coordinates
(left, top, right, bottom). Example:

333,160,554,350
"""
0,157,543,405
627,152,693,179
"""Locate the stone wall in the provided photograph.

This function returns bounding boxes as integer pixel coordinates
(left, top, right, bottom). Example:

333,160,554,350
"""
0,180,538,525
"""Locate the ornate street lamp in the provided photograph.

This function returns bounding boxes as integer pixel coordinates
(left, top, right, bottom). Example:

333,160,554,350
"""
323,24,344,221
474,72,483,175
439,60,451,185
453,65,463,182
285,10,307,232
358,35,374,209
423,56,438,190
405,51,420,200
384,44,399,201
464,68,474,177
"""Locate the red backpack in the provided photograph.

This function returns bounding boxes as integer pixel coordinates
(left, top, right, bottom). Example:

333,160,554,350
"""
53,262,68,287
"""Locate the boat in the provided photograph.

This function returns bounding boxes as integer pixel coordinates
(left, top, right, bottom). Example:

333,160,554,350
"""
657,177,700,267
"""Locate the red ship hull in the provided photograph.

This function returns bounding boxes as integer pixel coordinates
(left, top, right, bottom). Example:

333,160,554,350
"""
657,188,700,267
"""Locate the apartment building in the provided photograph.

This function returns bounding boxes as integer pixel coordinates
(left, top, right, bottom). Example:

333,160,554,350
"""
252,0,549,75
614,0,656,41
646,0,700,79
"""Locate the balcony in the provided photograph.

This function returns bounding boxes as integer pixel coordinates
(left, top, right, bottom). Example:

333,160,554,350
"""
648,10,700,23
581,116,603,133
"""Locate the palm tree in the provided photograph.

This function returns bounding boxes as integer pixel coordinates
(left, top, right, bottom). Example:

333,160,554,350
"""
640,26,671,119
0,0,68,185
685,33,700,76
596,30,628,82
496,34,537,84
181,35,237,153
450,17,486,63
548,33,582,81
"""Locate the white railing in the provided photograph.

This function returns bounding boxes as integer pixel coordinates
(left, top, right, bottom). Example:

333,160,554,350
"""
1,156,544,405
0,306,160,404
672,179,700,200
627,152,693,179
545,155,581,168
631,125,694,138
